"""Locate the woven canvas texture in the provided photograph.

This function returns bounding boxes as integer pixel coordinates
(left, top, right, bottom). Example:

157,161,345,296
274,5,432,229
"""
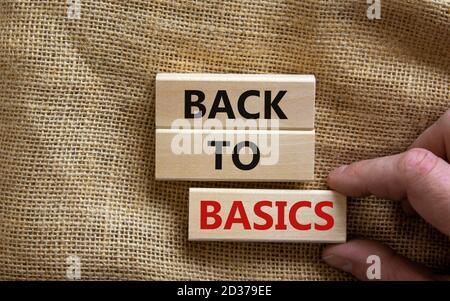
0,0,449,280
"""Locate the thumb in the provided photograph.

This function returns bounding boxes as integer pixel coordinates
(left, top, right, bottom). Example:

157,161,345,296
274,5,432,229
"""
322,239,445,281
328,148,450,236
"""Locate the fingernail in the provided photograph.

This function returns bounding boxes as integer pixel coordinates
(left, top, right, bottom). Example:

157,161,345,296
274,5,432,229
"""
334,165,349,174
323,254,353,273
328,165,349,185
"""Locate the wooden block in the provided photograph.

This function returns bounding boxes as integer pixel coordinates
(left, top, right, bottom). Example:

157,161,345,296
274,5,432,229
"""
189,188,346,243
156,73,315,130
155,129,315,181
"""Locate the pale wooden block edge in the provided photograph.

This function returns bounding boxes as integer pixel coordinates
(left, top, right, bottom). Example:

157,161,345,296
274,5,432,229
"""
188,188,346,243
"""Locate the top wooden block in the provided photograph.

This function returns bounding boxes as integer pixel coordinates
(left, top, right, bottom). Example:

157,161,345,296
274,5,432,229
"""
156,73,315,130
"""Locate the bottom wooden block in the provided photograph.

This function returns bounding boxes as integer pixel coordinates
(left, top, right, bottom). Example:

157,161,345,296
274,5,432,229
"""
189,188,346,243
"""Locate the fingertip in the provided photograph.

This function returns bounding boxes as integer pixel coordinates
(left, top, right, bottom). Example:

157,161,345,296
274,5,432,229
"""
322,253,353,274
322,241,365,276
322,240,381,280
322,243,340,258
327,163,369,197
327,165,348,188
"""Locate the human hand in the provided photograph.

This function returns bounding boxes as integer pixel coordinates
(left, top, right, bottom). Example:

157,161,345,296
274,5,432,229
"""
322,109,450,280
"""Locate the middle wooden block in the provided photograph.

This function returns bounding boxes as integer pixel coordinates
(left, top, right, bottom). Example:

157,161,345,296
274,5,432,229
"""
155,129,314,181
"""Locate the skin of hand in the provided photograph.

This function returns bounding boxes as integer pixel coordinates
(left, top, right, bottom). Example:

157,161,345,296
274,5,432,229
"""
323,109,450,281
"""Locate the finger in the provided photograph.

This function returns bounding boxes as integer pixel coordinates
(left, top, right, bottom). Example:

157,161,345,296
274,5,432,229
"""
328,148,450,236
410,109,450,161
322,239,437,281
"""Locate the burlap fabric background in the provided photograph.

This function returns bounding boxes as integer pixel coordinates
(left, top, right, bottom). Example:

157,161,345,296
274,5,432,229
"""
0,0,449,280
